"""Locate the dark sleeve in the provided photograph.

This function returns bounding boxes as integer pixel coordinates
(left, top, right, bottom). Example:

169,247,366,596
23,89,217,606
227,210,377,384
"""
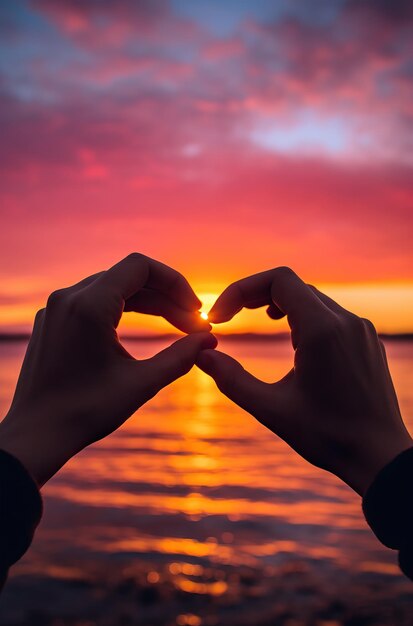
0,449,43,590
362,446,413,580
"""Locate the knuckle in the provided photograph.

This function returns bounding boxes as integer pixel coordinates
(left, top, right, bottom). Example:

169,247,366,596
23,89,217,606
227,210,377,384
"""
34,307,46,323
306,312,377,348
46,288,67,308
122,253,148,281
361,317,376,333
125,252,145,262
340,314,376,338
273,266,296,279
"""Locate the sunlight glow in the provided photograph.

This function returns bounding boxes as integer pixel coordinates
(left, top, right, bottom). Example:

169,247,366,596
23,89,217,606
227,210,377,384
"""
1,285,412,335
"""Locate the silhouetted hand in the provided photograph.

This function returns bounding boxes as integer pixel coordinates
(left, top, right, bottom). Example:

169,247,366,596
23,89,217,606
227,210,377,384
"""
197,267,412,495
0,254,216,486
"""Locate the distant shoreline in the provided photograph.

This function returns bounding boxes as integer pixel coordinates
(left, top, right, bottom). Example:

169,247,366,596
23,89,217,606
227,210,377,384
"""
1,332,413,342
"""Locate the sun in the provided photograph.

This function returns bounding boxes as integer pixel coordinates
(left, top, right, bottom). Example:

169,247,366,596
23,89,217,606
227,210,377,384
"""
197,292,219,320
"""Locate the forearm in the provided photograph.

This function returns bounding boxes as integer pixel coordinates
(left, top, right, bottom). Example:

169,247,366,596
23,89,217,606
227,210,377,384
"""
362,446,413,580
0,448,43,591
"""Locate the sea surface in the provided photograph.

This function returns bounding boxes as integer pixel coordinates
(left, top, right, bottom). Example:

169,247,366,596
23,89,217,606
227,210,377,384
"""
0,337,412,626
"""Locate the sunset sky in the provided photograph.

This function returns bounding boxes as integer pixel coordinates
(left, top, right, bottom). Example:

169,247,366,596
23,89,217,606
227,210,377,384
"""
0,0,412,334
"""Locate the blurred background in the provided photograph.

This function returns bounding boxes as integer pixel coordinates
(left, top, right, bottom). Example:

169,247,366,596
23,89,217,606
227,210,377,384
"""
0,1,413,625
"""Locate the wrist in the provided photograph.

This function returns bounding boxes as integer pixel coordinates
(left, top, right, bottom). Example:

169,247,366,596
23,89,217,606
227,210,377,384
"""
0,412,77,487
344,430,413,497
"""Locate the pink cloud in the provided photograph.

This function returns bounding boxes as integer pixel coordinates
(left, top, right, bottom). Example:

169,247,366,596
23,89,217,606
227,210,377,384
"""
0,0,411,319
31,0,201,48
203,38,244,61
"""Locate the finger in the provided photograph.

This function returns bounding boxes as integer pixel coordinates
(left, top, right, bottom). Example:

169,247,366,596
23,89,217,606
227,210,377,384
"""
379,338,387,360
196,349,274,417
124,289,211,334
243,298,276,310
66,272,105,293
266,304,285,320
307,285,350,316
208,281,270,321
16,308,46,384
140,332,218,396
92,253,202,311
27,307,45,349
209,267,332,337
44,273,104,303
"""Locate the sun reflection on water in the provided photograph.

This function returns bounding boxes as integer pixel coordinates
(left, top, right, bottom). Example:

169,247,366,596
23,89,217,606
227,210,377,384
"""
1,339,413,623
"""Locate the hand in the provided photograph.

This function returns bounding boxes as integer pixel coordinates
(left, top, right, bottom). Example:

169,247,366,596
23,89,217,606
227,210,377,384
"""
0,253,216,486
197,267,412,495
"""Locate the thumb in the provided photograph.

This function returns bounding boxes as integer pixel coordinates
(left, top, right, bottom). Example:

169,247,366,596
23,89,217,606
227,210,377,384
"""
143,332,218,395
196,349,272,418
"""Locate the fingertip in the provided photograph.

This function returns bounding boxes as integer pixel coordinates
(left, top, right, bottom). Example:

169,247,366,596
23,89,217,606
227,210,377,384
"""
201,332,218,350
206,305,215,320
206,298,221,323
186,331,217,351
144,332,218,392
192,316,212,332
173,311,212,334
266,304,285,320
207,311,216,323
196,348,219,373
207,307,229,324
195,310,212,330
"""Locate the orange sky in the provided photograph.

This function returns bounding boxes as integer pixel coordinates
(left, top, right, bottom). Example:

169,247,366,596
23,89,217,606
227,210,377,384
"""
0,1,412,335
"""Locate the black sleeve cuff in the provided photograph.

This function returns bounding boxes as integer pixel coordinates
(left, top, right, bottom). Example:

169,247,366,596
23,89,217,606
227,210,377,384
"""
0,448,43,571
362,446,413,579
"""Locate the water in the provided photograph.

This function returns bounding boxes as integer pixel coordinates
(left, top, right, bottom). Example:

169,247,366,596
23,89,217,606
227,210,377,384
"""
0,338,412,625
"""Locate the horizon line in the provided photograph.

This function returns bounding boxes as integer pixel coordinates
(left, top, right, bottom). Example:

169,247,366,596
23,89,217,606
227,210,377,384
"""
1,331,413,342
